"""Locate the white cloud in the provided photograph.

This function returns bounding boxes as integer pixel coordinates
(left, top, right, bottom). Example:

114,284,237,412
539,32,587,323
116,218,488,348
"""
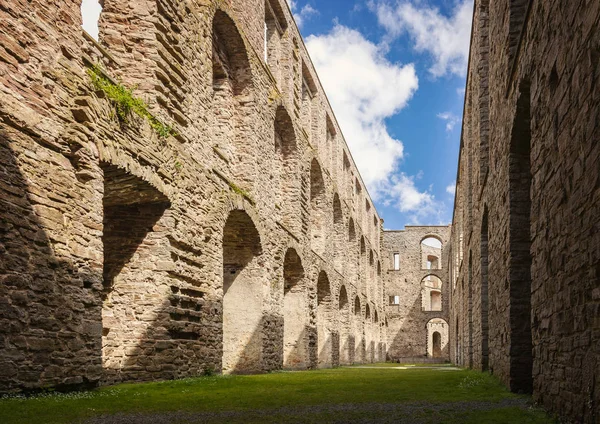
305,24,419,199
437,111,460,132
81,0,102,41
380,173,441,224
372,0,473,77
287,1,318,27
446,181,456,195
456,86,466,97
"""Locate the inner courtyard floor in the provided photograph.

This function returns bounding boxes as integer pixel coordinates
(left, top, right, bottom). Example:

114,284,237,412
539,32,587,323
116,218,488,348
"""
1,365,555,424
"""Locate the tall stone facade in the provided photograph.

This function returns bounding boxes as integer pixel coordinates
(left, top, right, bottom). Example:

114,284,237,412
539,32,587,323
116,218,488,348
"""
383,226,451,361
450,1,599,423
0,0,387,392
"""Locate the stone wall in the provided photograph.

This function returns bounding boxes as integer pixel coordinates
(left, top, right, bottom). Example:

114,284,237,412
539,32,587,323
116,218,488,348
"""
383,226,450,361
0,0,386,392
450,1,599,423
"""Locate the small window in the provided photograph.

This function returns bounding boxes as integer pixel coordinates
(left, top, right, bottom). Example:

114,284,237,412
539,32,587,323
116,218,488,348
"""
81,0,102,41
393,253,400,270
389,295,400,305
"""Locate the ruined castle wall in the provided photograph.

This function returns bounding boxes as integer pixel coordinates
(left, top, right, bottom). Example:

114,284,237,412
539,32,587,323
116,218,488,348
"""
451,0,599,422
383,227,450,361
0,0,386,391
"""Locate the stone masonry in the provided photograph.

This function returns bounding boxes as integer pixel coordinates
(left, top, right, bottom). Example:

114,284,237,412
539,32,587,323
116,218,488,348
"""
0,1,598,424
0,0,386,391
450,1,599,423
383,226,451,362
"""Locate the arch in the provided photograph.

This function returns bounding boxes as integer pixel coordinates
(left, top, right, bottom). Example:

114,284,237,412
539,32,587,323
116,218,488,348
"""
365,303,374,363
481,206,490,371
508,79,533,393
275,106,300,234
310,158,327,256
468,250,473,368
275,106,296,157
421,236,442,270
222,209,264,373
455,316,460,365
347,218,358,286
301,61,317,142
283,248,308,369
354,296,361,316
421,274,443,312
348,218,356,241
316,271,333,367
369,249,374,266
101,163,171,376
427,318,449,359
508,0,528,67
353,295,363,363
478,0,490,182
264,0,286,83
333,193,344,271
338,285,351,364
212,10,255,186
432,332,442,358
212,10,252,95
377,261,382,276
333,193,342,224
359,236,366,292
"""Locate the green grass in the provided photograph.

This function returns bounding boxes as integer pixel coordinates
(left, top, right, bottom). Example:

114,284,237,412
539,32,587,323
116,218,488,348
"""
0,366,555,424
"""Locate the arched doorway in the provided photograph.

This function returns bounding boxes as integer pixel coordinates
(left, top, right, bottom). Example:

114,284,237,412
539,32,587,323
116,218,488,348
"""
426,318,449,359
283,248,308,369
317,271,332,367
432,332,442,358
338,285,351,365
222,210,263,373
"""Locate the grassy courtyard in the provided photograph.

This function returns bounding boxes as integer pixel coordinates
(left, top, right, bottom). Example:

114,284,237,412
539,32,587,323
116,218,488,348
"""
0,364,555,424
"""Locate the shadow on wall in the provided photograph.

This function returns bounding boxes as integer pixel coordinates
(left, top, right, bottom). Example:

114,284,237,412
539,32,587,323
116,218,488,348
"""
0,130,103,392
388,294,449,361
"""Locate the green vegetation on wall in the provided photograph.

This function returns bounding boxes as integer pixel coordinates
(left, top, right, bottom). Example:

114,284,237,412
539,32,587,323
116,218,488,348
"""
87,65,175,138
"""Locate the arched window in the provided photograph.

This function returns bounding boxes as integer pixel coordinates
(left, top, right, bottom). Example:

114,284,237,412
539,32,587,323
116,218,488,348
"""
81,0,102,41
421,236,442,269
333,193,344,271
212,10,254,185
310,159,327,256
421,275,443,312
264,0,287,83
275,106,300,234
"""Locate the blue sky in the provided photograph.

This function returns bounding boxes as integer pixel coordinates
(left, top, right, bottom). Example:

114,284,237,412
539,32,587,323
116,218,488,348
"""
81,0,473,230
289,0,473,230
